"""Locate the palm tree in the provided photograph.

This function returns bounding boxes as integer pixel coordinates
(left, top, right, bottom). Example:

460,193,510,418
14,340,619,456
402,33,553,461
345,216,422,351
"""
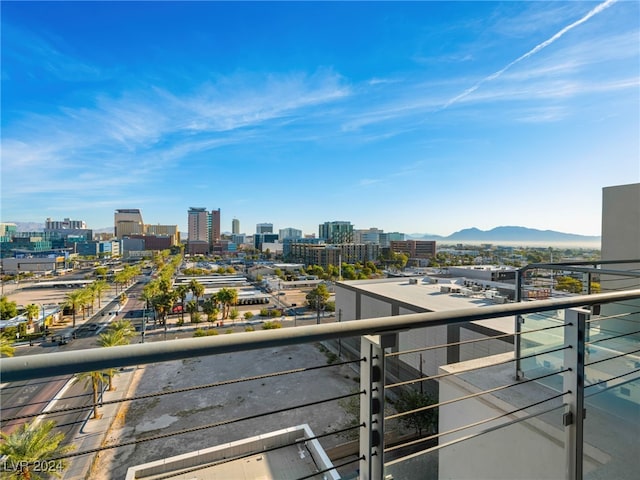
0,420,74,479
152,292,174,327
107,319,136,339
202,297,219,329
189,279,205,311
89,280,109,309
24,304,40,330
75,371,109,419
63,290,86,328
216,288,239,319
1,335,15,357
96,329,131,390
174,284,189,324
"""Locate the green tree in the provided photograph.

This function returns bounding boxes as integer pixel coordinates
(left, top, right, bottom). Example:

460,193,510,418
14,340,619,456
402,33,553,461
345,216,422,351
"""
1,335,15,357
555,276,583,293
24,304,40,329
186,300,200,323
306,283,330,310
0,420,74,479
63,289,87,328
89,280,109,309
94,266,108,280
1,296,19,320
189,279,205,309
229,308,239,321
216,288,238,320
394,389,437,436
202,297,219,328
96,327,132,390
107,319,136,340
174,284,190,324
76,371,109,419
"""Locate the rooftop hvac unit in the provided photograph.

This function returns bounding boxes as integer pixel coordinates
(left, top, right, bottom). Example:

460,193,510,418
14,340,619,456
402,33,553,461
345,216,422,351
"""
440,286,451,293
409,278,418,284
493,295,506,304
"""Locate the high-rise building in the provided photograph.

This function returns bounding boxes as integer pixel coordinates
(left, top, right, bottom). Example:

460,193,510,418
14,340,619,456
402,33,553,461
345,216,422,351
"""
211,208,221,243
232,218,240,235
600,182,640,337
188,208,209,242
319,221,353,244
256,223,273,234
45,217,87,229
279,227,302,241
114,209,145,239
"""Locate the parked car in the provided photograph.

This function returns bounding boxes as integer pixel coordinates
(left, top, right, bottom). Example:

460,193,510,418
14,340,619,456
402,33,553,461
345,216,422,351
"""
51,334,70,345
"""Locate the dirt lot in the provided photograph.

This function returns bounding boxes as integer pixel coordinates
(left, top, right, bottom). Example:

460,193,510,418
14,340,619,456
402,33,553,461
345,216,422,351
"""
97,340,361,479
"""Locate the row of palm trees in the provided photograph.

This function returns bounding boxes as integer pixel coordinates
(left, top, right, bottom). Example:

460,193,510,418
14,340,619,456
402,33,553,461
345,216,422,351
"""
62,279,111,329
138,253,240,327
0,262,151,478
0,319,137,479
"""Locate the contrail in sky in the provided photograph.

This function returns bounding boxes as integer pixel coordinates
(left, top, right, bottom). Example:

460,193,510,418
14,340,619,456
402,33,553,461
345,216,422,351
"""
443,0,618,109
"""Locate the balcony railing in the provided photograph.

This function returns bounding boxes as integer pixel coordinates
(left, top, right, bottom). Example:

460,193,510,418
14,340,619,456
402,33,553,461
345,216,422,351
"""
2,287,639,480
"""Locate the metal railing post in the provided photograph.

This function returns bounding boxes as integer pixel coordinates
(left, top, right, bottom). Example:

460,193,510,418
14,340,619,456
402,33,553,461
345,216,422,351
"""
515,269,524,380
564,308,588,480
360,334,394,480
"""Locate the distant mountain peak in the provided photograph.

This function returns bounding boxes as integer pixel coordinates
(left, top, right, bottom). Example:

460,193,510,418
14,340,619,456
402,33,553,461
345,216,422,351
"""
409,225,600,244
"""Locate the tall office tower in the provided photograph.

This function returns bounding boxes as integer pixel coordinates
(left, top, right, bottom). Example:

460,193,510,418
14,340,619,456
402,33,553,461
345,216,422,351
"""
114,209,145,239
256,223,273,234
319,221,354,244
232,218,240,235
211,208,221,243
45,218,87,229
188,208,209,242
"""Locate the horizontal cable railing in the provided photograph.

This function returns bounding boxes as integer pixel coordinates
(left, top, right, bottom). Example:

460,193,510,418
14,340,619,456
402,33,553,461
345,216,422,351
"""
2,288,640,479
1,357,364,423
5,290,639,382
384,392,567,456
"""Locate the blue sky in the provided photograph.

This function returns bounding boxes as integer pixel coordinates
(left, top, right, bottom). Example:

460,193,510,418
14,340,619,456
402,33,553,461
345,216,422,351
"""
2,1,638,237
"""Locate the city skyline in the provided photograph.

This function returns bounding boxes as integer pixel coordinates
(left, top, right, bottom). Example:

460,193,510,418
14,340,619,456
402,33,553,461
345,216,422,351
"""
2,1,638,236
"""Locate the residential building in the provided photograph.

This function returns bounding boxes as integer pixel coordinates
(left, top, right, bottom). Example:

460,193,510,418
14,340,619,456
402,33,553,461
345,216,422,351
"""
390,239,436,260
289,243,379,269
319,221,353,244
282,237,324,260
187,207,210,254
232,218,240,235
279,227,302,241
354,228,383,244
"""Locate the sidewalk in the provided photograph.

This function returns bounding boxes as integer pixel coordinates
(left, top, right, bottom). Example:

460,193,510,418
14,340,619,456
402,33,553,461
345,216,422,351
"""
61,364,141,480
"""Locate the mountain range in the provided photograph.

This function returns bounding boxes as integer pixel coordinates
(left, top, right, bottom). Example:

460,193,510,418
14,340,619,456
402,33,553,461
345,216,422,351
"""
408,226,600,244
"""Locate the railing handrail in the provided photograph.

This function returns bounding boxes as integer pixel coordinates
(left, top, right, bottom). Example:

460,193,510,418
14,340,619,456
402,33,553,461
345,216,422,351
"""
2,289,640,382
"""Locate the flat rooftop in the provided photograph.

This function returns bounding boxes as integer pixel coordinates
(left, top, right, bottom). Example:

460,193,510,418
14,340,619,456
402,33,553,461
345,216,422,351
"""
126,424,339,480
338,276,517,333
